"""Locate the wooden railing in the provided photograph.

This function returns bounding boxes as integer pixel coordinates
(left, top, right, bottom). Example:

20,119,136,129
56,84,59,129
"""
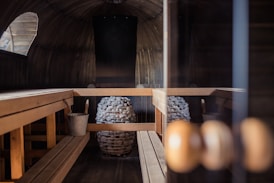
0,87,243,182
152,87,245,141
0,89,74,181
73,88,156,132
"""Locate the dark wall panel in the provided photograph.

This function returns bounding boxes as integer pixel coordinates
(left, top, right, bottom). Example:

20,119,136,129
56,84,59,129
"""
0,50,27,90
93,15,137,87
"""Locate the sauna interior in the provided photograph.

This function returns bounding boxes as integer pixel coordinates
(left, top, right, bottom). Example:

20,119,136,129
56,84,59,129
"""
0,0,274,183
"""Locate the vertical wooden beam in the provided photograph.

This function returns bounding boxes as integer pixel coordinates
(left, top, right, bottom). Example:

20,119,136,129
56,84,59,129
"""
10,127,24,180
63,104,71,135
161,114,167,145
24,125,32,166
0,135,5,181
46,114,56,149
155,108,162,135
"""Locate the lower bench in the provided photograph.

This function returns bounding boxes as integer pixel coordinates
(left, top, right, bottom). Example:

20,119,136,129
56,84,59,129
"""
16,132,90,183
137,131,166,183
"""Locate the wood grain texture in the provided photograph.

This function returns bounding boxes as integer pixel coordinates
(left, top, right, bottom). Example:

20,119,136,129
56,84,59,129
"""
17,133,90,183
10,127,24,179
73,88,153,96
16,136,74,183
46,113,56,149
155,108,162,135
137,131,165,183
0,98,73,135
0,89,73,117
87,123,155,132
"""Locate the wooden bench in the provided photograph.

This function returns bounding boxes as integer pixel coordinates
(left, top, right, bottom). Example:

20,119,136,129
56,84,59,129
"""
137,131,166,183
16,132,90,183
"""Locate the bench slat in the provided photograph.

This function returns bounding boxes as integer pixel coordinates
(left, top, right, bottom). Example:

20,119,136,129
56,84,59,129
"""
137,132,150,183
16,136,73,183
137,131,165,183
16,133,89,183
47,133,90,182
31,133,90,183
148,131,166,176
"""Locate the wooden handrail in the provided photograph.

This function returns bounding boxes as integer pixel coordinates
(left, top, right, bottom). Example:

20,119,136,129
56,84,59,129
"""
73,88,153,96
87,123,155,132
0,89,73,118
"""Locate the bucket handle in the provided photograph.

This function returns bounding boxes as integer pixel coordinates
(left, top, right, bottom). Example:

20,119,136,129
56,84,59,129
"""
84,99,89,114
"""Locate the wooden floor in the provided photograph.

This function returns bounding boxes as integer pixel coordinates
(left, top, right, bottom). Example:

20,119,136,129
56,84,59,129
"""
63,133,142,183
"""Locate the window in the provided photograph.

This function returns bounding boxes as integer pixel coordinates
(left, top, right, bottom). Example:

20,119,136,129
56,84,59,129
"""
0,12,38,55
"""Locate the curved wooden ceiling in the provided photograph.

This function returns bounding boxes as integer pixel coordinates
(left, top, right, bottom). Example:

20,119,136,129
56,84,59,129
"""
41,0,163,50
0,0,163,87
0,0,163,50
45,0,162,22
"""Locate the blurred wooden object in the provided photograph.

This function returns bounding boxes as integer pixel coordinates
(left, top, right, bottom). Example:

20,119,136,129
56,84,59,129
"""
165,120,202,173
241,117,274,172
201,120,234,170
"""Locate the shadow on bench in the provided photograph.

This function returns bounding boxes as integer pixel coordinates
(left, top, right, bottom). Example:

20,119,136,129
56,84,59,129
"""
16,132,90,183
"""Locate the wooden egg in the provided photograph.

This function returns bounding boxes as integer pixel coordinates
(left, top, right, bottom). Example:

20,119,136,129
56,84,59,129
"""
165,120,202,173
201,120,234,170
241,118,274,172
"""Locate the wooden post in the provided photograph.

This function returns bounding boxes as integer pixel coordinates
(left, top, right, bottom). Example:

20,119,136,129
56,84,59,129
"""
161,115,167,145
10,127,24,180
46,114,56,149
155,108,162,135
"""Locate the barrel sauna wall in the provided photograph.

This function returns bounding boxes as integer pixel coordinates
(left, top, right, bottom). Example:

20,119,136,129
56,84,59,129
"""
0,0,163,89
249,0,274,132
170,1,233,88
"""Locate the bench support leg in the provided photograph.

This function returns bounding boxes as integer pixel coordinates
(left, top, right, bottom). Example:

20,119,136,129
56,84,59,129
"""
155,108,162,135
10,127,25,180
47,114,56,149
